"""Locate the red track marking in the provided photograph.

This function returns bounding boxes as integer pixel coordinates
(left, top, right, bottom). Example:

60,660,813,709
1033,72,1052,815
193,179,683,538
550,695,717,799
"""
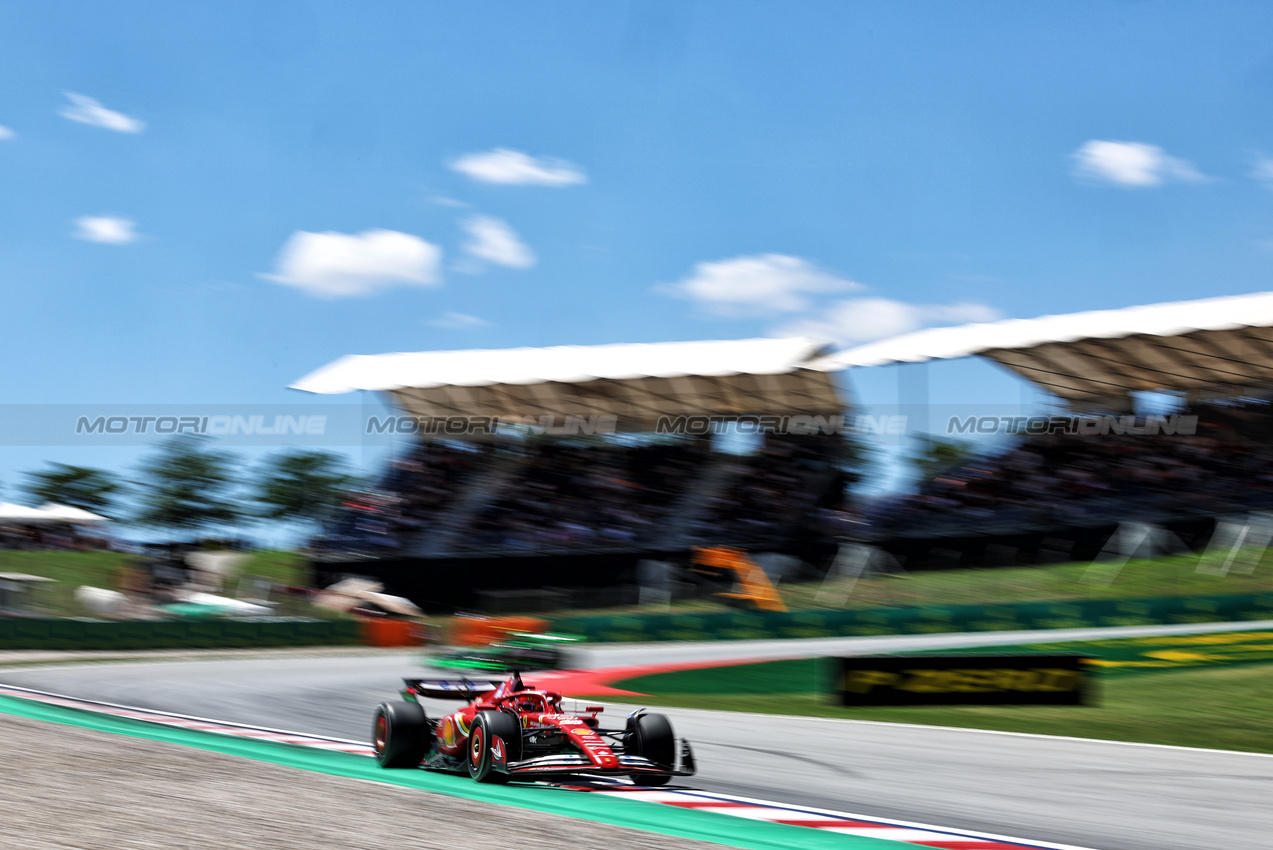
773,819,888,828
528,657,770,697
915,843,1023,849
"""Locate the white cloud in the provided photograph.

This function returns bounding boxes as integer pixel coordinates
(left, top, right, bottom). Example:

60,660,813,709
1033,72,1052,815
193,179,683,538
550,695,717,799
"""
460,215,536,269
262,229,442,298
427,311,490,329
73,215,138,244
59,93,145,133
449,148,587,186
1251,156,1273,191
660,254,855,316
776,298,1003,346
1071,140,1206,187
428,195,471,208
0,125,14,141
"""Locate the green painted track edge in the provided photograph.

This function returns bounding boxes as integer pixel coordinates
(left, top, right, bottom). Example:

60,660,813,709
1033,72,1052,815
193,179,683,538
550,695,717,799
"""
0,694,908,850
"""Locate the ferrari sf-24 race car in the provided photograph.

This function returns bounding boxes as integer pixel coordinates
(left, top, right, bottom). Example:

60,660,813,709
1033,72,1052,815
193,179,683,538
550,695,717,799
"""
372,672,696,785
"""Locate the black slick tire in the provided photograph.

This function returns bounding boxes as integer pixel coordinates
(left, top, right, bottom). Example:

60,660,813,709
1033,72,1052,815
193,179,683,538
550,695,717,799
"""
372,701,431,769
467,710,520,783
628,712,675,786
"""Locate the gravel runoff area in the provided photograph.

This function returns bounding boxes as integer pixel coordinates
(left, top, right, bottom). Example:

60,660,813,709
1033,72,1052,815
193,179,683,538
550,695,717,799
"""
0,646,413,668
0,712,729,850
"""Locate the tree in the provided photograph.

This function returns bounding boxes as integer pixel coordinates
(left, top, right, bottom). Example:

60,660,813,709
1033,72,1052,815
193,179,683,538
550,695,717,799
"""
21,463,123,516
908,434,977,484
134,435,241,533
252,450,353,527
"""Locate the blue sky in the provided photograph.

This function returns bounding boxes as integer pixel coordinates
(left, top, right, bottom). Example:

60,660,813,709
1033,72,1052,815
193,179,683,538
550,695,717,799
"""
3,2,1273,522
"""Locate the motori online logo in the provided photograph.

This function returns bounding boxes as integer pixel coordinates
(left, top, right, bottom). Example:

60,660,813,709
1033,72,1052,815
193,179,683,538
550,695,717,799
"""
946,414,1199,437
654,414,907,436
363,415,617,436
75,414,328,436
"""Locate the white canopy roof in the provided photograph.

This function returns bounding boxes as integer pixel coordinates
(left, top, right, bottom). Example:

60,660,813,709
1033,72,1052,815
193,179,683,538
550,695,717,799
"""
0,502,109,524
833,290,1273,405
0,503,52,522
36,503,109,523
293,337,839,392
293,338,847,431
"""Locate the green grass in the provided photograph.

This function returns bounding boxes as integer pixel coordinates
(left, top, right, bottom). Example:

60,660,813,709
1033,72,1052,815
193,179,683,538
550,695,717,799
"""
237,551,309,587
617,660,1273,755
7,546,1273,621
0,550,313,617
547,550,1273,620
0,551,133,616
898,627,1273,675
777,551,1273,611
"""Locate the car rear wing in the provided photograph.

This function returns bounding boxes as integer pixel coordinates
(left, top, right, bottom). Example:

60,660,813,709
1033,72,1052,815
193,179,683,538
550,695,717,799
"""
401,677,502,701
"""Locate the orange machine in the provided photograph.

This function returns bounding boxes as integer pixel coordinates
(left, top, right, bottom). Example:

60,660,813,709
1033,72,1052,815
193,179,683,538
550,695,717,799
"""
358,617,428,647
691,546,789,612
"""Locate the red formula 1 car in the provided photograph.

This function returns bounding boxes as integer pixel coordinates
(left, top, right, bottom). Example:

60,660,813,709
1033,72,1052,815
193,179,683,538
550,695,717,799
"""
371,672,695,785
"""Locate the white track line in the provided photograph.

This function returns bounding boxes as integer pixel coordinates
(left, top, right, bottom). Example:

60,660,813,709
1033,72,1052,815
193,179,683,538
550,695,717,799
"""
0,683,374,754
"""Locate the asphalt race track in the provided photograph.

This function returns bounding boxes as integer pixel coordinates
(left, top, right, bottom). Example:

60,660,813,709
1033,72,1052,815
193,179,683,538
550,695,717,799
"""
5,627,1273,850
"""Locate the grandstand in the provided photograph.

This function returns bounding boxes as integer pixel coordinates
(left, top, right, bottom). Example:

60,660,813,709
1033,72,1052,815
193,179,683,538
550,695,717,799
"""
835,290,1273,568
292,338,852,607
295,291,1273,605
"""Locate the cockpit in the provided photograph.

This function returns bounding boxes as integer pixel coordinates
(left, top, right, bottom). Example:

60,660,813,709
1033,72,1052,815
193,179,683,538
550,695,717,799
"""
505,691,556,714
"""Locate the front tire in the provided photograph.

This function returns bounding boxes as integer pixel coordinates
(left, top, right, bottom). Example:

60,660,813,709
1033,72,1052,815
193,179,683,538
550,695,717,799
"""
467,710,521,783
628,712,676,786
372,701,431,768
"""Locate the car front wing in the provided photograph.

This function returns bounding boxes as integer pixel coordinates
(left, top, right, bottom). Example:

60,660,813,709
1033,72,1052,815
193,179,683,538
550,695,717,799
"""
491,736,697,779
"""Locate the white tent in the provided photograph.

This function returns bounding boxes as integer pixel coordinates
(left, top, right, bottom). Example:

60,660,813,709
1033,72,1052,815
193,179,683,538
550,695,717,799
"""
292,337,847,432
0,503,109,524
0,503,51,522
833,290,1273,406
36,503,109,524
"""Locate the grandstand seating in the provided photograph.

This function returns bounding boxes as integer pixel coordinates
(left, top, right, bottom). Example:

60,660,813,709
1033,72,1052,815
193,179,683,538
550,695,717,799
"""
312,434,846,558
871,399,1273,540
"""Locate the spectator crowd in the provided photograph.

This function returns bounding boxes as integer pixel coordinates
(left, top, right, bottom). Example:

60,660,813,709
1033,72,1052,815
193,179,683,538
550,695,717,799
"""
316,434,846,556
0,524,112,551
871,399,1273,537
30,400,1273,559
319,399,1273,559
454,439,708,551
317,441,488,553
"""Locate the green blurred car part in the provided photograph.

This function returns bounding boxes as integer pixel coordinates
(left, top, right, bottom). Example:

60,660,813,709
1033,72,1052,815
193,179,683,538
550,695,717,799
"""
428,631,581,672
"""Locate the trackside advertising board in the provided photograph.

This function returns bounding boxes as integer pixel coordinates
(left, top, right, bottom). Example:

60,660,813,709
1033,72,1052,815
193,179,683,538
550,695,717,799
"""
835,654,1092,707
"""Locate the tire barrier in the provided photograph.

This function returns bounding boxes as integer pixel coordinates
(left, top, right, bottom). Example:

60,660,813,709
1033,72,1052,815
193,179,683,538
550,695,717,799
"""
548,592,1273,643
0,618,360,650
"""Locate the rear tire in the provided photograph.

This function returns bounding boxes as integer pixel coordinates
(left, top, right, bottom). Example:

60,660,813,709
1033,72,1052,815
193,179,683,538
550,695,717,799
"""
628,712,675,786
372,701,431,768
468,710,521,783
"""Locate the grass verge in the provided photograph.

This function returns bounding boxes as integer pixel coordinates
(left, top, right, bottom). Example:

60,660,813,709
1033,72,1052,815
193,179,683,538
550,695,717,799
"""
552,551,1273,619
781,550,1273,610
0,550,308,616
6,546,1272,621
618,661,1273,755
